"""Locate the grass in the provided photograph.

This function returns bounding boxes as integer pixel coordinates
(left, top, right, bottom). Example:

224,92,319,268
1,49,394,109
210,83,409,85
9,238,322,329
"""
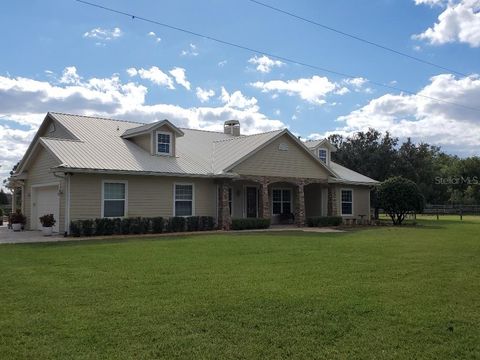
1,216,479,359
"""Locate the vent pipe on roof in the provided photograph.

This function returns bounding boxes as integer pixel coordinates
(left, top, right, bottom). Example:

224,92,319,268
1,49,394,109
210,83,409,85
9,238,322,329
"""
224,120,240,136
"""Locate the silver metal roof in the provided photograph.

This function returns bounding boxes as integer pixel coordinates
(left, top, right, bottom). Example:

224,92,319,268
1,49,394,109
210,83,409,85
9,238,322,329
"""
37,112,377,183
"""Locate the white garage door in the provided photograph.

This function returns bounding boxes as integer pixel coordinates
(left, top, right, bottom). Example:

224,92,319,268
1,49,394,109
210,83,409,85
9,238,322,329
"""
33,186,59,232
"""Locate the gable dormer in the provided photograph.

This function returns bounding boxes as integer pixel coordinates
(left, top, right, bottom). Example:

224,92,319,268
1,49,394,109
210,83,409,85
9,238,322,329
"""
307,139,337,167
121,119,184,157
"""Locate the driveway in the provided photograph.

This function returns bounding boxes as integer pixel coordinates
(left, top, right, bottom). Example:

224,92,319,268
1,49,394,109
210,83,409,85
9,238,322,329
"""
0,225,64,244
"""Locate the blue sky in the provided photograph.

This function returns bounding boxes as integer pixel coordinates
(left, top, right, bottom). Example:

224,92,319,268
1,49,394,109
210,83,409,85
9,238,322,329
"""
1,0,480,181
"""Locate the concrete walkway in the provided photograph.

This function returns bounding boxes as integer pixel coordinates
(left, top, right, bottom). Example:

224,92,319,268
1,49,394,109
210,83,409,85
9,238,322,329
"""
0,225,64,244
0,224,343,245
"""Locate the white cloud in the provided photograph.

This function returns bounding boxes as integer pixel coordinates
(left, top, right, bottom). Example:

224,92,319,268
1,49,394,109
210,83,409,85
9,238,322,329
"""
415,0,447,6
0,68,285,183
413,0,480,47
220,87,258,109
196,87,215,102
180,43,199,56
147,31,161,42
59,66,81,85
324,73,480,153
218,60,227,67
169,67,191,90
83,27,123,41
127,66,174,89
248,55,285,73
251,75,339,105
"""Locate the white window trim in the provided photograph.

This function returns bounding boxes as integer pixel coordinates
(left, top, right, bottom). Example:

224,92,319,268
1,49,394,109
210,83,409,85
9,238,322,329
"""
271,187,293,215
101,180,128,218
318,147,328,165
173,183,195,217
156,130,173,156
340,188,354,217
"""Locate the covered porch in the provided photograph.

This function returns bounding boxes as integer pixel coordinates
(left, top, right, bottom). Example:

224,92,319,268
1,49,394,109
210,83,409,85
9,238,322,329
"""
217,176,338,230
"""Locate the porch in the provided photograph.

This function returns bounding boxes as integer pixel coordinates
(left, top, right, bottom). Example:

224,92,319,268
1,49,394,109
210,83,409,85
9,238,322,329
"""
217,176,338,230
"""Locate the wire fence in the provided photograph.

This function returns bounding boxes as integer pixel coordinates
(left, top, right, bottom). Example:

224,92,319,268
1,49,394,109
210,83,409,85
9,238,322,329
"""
423,205,480,216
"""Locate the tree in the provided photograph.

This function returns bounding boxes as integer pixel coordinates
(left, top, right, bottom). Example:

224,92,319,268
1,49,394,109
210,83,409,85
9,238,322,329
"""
378,177,424,225
0,188,9,205
329,128,398,182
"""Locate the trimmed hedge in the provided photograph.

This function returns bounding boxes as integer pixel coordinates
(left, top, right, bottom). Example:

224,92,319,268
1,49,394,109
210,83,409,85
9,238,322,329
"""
306,216,343,227
231,218,271,230
69,216,215,237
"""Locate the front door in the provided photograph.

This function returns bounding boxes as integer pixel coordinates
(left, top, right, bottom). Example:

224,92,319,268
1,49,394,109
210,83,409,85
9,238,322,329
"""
245,186,258,218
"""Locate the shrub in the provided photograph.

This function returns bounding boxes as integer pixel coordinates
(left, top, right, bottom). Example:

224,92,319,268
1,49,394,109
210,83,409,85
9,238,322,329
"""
121,218,132,235
167,217,186,232
199,216,215,231
378,176,424,225
129,217,150,234
151,217,164,233
186,216,200,232
82,219,94,236
278,212,294,224
231,218,270,230
70,221,82,237
39,214,56,227
112,218,123,235
306,216,343,227
10,209,26,225
95,218,112,236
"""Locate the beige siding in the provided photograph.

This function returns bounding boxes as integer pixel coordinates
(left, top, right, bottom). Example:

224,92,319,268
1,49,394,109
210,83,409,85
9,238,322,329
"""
231,134,329,179
69,174,217,221
131,133,151,153
335,185,371,220
23,145,65,232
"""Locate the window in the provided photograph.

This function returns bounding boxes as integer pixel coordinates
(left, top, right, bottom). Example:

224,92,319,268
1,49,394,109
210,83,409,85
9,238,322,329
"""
318,148,327,163
157,131,172,155
341,189,353,216
174,184,194,216
228,187,233,216
103,181,127,217
272,188,292,215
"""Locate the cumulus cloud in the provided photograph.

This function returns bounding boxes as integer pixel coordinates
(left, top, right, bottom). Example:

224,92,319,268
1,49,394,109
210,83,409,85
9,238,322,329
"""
0,68,285,183
413,0,480,47
321,73,480,153
251,75,340,105
83,27,123,41
127,66,174,89
220,87,258,109
59,66,81,85
169,67,191,90
196,87,215,102
248,55,285,73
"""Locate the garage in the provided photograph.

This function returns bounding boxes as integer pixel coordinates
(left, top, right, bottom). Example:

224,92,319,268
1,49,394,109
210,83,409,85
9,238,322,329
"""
32,185,60,232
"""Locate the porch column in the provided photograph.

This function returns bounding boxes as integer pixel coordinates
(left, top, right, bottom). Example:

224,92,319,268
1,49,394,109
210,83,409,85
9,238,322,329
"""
259,177,270,220
218,182,231,230
327,184,338,216
295,180,305,227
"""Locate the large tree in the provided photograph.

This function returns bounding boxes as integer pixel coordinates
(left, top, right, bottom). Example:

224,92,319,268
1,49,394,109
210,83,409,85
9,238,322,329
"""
329,128,398,182
0,188,8,205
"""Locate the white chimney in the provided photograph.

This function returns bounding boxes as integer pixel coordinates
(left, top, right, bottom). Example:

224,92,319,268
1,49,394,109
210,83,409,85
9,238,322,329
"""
224,120,240,136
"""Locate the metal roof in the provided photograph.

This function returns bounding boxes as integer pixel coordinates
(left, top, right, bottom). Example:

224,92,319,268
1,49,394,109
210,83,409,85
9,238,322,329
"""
34,112,377,184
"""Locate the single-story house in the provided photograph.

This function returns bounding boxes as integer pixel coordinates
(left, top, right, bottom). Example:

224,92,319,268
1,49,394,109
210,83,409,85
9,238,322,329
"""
10,112,377,234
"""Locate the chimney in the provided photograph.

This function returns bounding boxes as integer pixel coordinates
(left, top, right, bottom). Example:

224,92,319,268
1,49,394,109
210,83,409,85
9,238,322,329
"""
224,120,241,136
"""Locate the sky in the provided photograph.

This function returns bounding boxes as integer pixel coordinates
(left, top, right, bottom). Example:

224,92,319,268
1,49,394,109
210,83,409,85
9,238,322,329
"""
1,0,480,183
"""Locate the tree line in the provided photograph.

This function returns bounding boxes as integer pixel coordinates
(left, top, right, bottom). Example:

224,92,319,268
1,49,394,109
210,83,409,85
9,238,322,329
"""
328,129,480,205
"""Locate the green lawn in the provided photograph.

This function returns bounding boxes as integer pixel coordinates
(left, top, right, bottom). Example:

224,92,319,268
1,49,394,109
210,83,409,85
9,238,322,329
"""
1,217,479,359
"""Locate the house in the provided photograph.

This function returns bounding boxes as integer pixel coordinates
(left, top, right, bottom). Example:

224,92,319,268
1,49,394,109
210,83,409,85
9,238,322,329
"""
9,112,377,234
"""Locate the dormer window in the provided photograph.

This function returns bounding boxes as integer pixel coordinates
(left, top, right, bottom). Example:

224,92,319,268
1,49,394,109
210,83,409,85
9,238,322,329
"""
156,131,172,155
318,148,328,164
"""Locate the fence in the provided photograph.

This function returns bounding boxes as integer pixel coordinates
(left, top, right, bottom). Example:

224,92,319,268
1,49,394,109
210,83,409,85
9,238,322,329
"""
423,205,480,216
